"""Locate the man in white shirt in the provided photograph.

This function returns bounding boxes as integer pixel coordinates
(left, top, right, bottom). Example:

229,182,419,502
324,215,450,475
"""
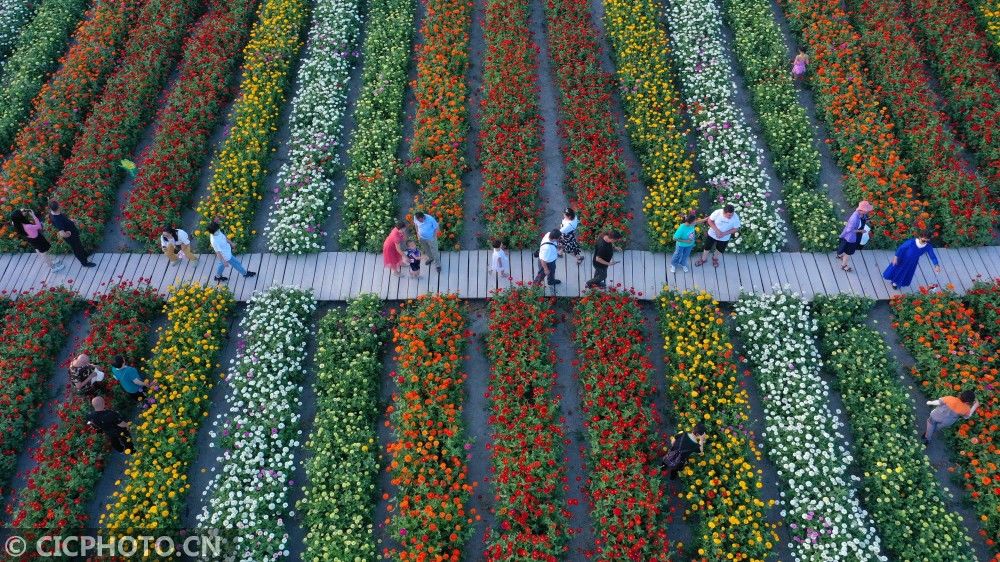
533,229,563,286
207,220,256,282
695,204,741,268
413,212,442,273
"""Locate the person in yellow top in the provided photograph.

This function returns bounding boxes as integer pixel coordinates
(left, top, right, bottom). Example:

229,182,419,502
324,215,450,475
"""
923,389,978,444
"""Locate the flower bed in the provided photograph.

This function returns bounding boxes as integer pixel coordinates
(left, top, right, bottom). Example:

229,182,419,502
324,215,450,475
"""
892,290,1000,554
906,0,1000,197
264,0,361,254
543,0,629,245
664,0,787,253
0,0,141,251
0,288,77,494
0,0,86,152
194,0,309,253
657,289,775,561
198,287,315,560
336,0,411,252
813,295,974,560
48,0,201,249
776,0,928,246
100,284,235,531
845,0,995,246
120,0,257,249
573,290,669,559
603,0,699,251
720,0,841,251
975,0,1000,58
300,295,387,560
0,0,35,62
406,0,470,249
734,291,885,559
478,0,541,249
485,287,568,558
966,279,1000,338
7,282,161,530
384,294,474,559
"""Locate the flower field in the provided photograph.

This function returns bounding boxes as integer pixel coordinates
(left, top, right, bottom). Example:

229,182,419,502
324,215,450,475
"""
892,289,1000,556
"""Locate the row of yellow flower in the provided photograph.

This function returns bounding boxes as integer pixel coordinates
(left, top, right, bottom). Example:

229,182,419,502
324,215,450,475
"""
978,0,1000,50
100,284,235,531
194,0,310,252
603,0,700,251
657,289,776,561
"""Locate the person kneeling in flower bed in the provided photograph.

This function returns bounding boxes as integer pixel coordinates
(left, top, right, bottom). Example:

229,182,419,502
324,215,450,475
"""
923,389,979,445
86,396,132,454
662,423,707,480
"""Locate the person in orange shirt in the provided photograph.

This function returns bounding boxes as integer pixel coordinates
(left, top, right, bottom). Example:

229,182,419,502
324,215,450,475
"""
923,389,978,444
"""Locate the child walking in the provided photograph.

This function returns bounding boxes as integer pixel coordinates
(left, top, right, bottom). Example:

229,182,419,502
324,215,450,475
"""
405,240,422,278
792,48,809,81
671,213,704,273
490,240,509,277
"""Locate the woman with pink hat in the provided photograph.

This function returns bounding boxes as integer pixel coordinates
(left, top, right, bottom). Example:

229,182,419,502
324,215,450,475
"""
836,200,872,272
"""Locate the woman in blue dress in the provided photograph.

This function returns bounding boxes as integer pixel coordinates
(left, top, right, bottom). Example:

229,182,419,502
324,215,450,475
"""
882,230,942,289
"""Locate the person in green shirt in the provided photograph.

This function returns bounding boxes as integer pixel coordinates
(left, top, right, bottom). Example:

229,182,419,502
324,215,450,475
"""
670,213,705,273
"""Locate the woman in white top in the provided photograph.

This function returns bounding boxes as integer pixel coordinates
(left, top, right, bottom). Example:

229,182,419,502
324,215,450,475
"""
160,226,198,266
490,239,509,277
558,208,584,265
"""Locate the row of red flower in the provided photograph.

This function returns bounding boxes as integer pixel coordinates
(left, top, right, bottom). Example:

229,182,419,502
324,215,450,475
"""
846,0,995,245
51,0,202,249
7,283,161,532
777,0,928,245
120,0,258,248
572,290,669,560
485,287,568,559
891,284,1000,557
406,0,471,249
544,0,630,245
906,0,1000,198
0,288,78,496
478,0,542,248
384,294,476,558
0,0,142,252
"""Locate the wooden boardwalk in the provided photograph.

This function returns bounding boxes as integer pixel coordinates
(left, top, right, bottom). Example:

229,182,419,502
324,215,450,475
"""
0,247,997,302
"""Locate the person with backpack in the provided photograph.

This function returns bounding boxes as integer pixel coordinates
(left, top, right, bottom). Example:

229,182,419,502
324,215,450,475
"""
662,423,707,480
533,229,562,286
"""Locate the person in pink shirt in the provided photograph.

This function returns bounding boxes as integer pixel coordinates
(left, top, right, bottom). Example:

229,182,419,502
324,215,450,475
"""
9,208,62,272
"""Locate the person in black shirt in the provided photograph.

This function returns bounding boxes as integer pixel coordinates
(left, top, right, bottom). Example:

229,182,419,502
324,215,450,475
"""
85,396,132,453
585,231,623,289
663,422,707,480
49,200,95,267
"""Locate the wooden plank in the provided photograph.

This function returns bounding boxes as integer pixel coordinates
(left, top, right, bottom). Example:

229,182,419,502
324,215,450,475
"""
449,251,461,296
822,252,851,296
845,251,875,300
797,253,823,298
564,254,580,297
754,254,774,294
241,254,265,301
804,253,832,297
328,252,348,300
312,253,329,300
352,253,371,297
746,254,765,295
85,254,121,299
652,253,667,295
934,249,967,293
16,253,45,295
782,253,806,299
956,247,991,285
640,252,654,299
455,251,468,298
480,249,491,298
729,254,747,298
511,250,526,287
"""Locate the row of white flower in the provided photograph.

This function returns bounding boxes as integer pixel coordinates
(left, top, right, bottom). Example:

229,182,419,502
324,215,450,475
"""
663,0,787,252
198,287,316,561
265,0,360,254
734,290,885,560
337,0,413,252
0,0,32,60
299,294,386,559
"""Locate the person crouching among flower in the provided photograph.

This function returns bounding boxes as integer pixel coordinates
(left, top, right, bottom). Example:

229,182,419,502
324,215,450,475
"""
923,389,978,445
662,423,707,480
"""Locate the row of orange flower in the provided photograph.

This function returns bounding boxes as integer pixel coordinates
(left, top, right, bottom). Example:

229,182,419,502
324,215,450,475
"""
573,290,669,560
845,0,995,245
407,0,471,249
891,286,1000,557
0,0,143,251
7,282,161,531
120,0,258,249
384,294,475,559
776,0,928,246
485,287,569,559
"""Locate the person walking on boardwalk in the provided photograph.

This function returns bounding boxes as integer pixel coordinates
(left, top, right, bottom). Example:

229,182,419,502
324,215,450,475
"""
86,396,133,453
882,229,941,290
670,213,705,273
923,390,978,445
382,220,407,277
792,47,809,81
413,212,442,273
559,208,585,265
695,204,740,269
160,226,198,266
9,208,63,272
662,423,707,480
533,229,562,286
207,220,256,283
836,201,872,272
48,200,96,268
489,239,509,278
585,230,624,289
